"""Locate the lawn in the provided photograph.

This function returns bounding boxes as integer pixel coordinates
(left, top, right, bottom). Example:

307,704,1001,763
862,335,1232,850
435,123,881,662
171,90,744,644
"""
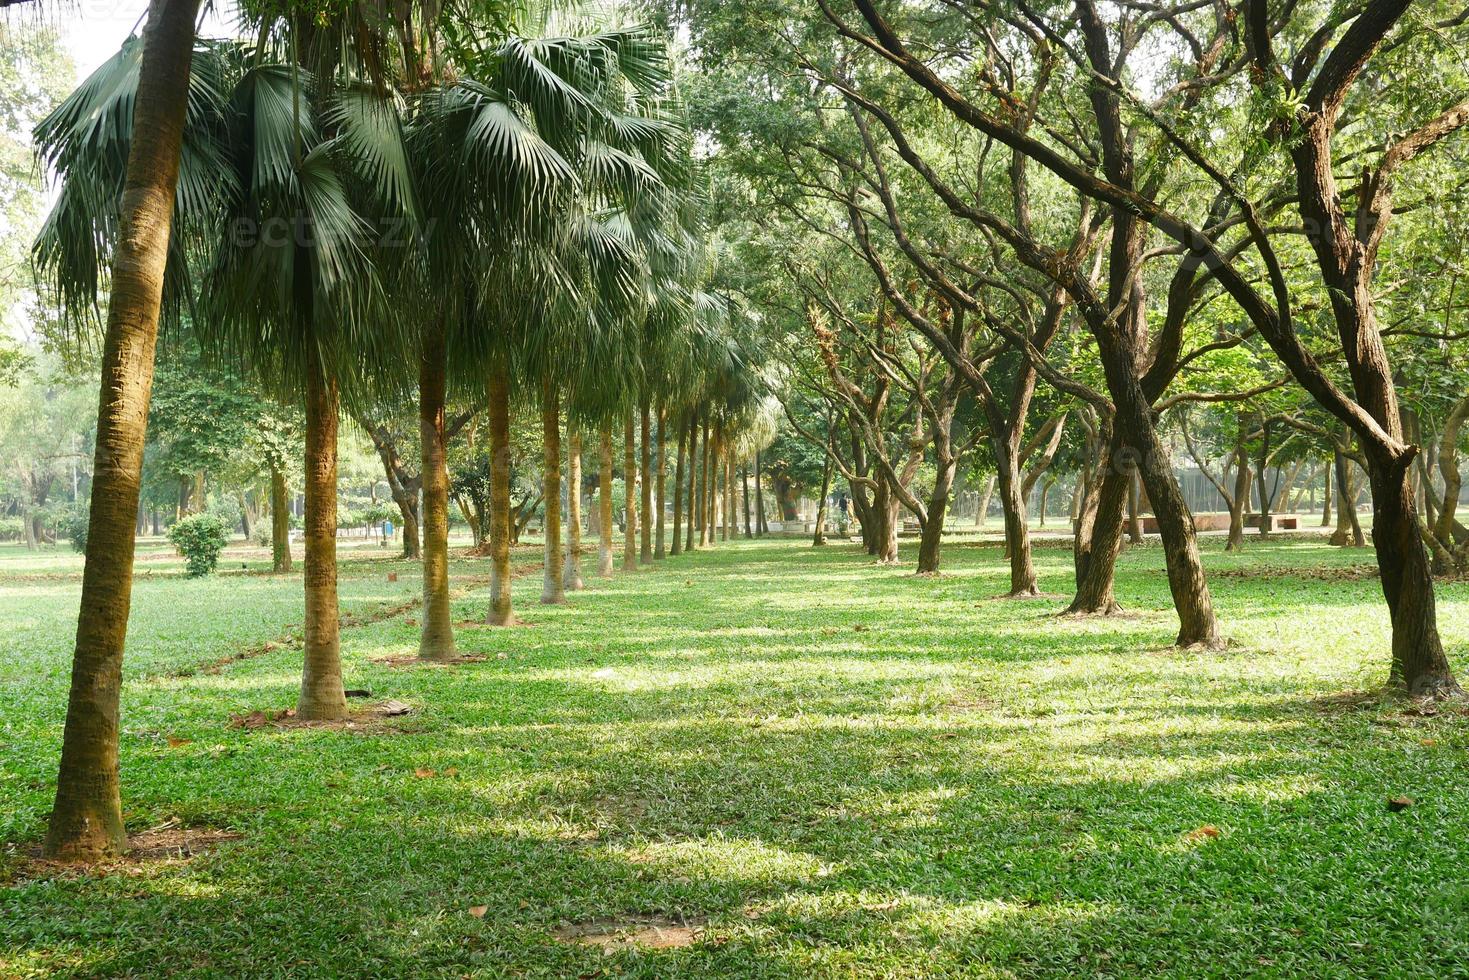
2,534,1468,977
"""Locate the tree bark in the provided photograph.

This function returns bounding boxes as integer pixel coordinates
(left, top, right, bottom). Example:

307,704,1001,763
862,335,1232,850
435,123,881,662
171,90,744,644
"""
654,404,667,559
270,464,291,573
754,446,767,535
813,457,832,546
485,363,513,625
416,319,456,660
686,408,700,551
540,378,564,604
563,428,585,590
598,422,615,576
1320,458,1333,527
623,411,638,570
671,409,687,556
1226,445,1251,552
697,414,711,547
298,354,347,720
1068,438,1128,616
45,0,202,862
742,463,753,538
993,443,1037,594
639,401,653,563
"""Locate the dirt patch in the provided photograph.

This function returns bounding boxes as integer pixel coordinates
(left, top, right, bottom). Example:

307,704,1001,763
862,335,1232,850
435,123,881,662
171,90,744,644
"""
6,825,243,883
943,693,999,713
552,915,707,950
1214,564,1378,583
372,653,490,668
981,590,1067,602
227,700,416,733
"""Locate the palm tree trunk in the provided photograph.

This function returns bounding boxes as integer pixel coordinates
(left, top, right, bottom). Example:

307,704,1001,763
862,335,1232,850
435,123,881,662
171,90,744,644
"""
598,422,615,576
270,464,292,573
44,0,202,862
486,362,513,625
742,463,753,538
541,377,564,604
724,443,735,541
623,411,639,571
639,401,653,564
755,448,767,536
563,427,585,590
693,411,705,552
671,409,687,556
654,403,667,559
417,319,456,660
298,357,348,720
685,408,699,552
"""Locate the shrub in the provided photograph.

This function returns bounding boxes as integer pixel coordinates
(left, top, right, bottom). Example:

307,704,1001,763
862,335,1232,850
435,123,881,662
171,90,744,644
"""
61,510,90,554
0,515,23,542
168,513,231,577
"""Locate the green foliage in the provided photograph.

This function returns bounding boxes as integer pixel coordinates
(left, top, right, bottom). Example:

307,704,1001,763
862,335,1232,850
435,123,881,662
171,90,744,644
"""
60,508,88,553
167,513,232,577
0,515,22,542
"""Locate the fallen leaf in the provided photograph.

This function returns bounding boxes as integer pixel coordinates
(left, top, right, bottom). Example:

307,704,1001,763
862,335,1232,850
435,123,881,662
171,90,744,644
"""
444,767,460,777
1387,796,1414,812
1183,825,1220,841
166,736,191,748
274,708,296,721
415,768,436,779
1419,738,1437,747
379,700,413,717
468,906,488,918
229,710,269,730
388,572,398,583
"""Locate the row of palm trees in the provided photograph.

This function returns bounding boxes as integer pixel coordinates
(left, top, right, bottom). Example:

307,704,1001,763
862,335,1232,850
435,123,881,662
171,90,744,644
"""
32,0,769,861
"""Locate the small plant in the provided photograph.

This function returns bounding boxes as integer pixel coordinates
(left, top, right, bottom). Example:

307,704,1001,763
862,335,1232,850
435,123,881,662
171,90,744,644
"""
61,509,89,554
168,513,231,577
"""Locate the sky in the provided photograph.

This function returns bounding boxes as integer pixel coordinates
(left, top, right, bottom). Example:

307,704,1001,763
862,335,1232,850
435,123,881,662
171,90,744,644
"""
60,0,240,82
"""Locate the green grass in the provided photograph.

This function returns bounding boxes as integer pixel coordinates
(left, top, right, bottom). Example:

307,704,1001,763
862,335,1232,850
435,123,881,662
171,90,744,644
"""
2,534,1468,977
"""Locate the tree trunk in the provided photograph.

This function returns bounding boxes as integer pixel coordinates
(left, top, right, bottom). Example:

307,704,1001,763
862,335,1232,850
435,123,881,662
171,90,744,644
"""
485,363,513,625
671,410,687,556
639,401,653,564
598,422,615,576
915,457,956,575
975,474,995,527
43,0,203,863
1320,458,1333,526
686,409,700,552
754,447,767,536
1127,470,1143,544
742,463,753,538
540,377,564,605
697,415,711,547
416,319,456,660
623,412,639,571
813,457,832,546
563,427,585,590
1226,446,1251,552
655,404,667,559
994,445,1037,595
298,356,347,720
724,442,735,541
1369,454,1458,694
870,478,899,564
1068,444,1128,616
270,464,292,573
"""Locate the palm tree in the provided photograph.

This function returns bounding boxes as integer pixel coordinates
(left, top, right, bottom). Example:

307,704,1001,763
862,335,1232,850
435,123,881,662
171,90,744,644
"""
31,0,207,862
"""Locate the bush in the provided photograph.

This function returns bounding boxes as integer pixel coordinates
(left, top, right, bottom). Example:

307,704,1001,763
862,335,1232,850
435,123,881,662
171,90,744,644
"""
0,516,23,542
61,510,90,554
168,513,231,577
